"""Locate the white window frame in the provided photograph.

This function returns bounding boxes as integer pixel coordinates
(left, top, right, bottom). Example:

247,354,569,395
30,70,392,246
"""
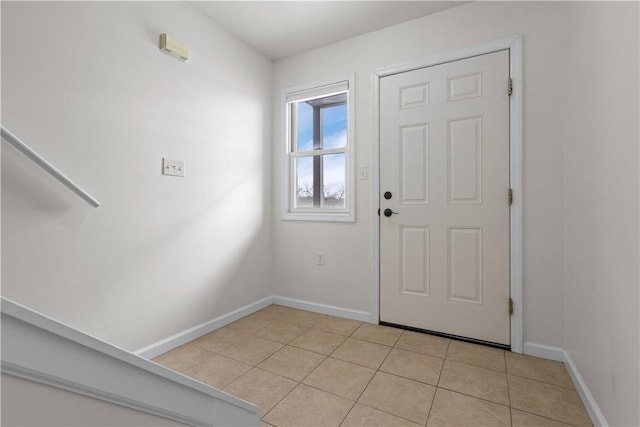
282,74,355,222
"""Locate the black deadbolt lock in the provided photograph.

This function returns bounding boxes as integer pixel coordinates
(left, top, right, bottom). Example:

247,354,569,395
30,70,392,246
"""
384,191,392,200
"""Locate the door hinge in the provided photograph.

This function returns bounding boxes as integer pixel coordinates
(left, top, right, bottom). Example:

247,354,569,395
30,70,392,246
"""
508,78,513,96
509,298,514,315
508,188,513,206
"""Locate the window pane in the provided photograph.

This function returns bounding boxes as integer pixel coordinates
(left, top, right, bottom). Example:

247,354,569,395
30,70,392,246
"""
295,156,314,208
322,153,345,208
296,101,314,152
322,104,347,149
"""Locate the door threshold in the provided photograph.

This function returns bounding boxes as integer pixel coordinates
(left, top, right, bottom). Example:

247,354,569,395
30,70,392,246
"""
379,321,511,351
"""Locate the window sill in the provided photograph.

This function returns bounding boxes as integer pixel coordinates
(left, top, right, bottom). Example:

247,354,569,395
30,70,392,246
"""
282,211,355,223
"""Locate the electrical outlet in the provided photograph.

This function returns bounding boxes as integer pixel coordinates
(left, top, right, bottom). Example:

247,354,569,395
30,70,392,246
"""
162,158,185,177
316,251,324,266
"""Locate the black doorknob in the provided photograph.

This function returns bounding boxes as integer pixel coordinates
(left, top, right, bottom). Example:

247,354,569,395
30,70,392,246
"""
383,208,398,217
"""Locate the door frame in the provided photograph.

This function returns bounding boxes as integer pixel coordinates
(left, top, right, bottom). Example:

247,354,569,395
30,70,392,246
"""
371,36,524,353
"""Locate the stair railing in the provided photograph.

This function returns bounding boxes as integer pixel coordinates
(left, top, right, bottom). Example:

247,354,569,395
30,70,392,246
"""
1,126,100,207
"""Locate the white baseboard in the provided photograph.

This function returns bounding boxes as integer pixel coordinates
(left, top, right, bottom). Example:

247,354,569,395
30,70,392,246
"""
135,295,373,360
135,296,273,359
524,342,607,427
523,341,565,361
562,350,608,427
272,295,372,323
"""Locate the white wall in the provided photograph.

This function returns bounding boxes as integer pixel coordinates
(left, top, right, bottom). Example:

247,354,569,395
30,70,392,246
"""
1,1,273,351
2,374,186,427
272,2,640,423
273,1,568,348
3,2,638,423
563,2,639,426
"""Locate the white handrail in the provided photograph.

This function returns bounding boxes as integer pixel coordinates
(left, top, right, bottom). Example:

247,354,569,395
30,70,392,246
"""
1,126,100,207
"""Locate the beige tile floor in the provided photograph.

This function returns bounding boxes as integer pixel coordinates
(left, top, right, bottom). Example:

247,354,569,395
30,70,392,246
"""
154,305,592,427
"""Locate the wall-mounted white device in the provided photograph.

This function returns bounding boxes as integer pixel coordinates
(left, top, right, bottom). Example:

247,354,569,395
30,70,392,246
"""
162,158,185,177
159,34,188,61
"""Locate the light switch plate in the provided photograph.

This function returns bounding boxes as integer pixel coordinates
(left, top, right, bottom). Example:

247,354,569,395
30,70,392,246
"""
359,166,368,180
162,158,185,177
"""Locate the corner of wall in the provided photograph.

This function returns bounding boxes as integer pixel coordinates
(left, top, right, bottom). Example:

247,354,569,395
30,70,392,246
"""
523,342,607,426
561,2,640,425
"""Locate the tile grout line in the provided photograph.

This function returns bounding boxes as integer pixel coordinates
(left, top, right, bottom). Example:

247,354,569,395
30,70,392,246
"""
434,339,451,388
377,367,441,388
330,348,393,370
505,373,584,426
220,308,330,426
394,330,435,426
504,350,512,412
260,381,304,425
395,344,451,359
176,308,353,426
357,330,434,426
264,357,577,426
425,338,452,427
335,320,386,426
436,356,513,408
506,372,579,390
507,372,514,427
444,357,507,374
355,401,428,427
435,384,511,409
259,310,329,425
255,325,312,346
154,344,220,374
510,407,581,427
337,362,379,426
164,308,589,427
378,333,445,388
434,342,514,412
296,323,365,427
336,329,428,427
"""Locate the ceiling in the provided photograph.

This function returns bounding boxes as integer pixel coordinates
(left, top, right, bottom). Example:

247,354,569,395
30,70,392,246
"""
192,1,466,60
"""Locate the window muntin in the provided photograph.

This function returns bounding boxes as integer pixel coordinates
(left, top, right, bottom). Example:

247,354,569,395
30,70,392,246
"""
284,79,353,221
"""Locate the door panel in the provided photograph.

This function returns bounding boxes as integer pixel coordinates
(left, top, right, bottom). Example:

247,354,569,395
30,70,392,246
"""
448,226,483,304
379,50,510,345
400,124,429,204
400,225,430,296
448,116,482,204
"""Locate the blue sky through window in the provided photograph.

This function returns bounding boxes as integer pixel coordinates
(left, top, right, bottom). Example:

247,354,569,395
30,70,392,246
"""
322,104,347,149
297,102,313,152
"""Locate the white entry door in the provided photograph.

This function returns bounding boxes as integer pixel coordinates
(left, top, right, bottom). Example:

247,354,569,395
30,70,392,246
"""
379,50,511,346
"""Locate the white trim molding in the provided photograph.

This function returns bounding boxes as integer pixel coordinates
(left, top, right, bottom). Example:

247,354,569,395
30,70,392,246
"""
280,73,356,223
1,297,260,427
136,296,273,359
272,295,372,323
372,35,524,352
524,342,608,427
136,295,373,359
523,341,565,362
